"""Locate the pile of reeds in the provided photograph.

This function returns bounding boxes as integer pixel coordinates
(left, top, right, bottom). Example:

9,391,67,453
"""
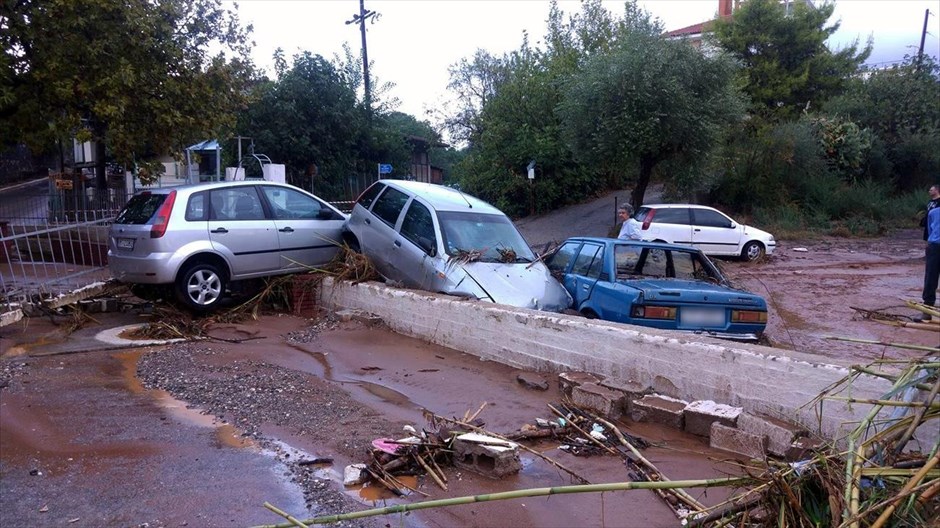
687,358,939,527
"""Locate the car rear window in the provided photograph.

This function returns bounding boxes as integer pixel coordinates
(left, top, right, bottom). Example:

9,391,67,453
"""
634,207,652,222
115,193,167,224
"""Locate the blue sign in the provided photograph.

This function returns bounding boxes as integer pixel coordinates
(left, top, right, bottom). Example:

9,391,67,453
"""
378,163,393,174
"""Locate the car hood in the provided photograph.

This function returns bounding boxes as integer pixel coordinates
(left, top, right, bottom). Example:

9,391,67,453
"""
618,278,766,308
457,261,572,312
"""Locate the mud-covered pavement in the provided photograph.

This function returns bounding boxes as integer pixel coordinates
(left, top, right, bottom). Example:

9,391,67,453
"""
2,314,745,528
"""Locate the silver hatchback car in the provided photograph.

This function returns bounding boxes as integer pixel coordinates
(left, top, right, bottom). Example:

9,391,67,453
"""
108,181,345,312
343,180,571,312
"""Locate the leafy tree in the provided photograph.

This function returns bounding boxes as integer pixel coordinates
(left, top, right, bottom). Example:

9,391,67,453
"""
1,0,255,186
711,0,870,118
559,4,745,209
824,56,940,190
238,52,409,199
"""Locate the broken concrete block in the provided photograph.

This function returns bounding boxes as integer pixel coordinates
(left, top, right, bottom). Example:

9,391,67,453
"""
631,394,688,429
572,382,625,420
334,309,383,326
452,432,521,479
558,371,604,396
599,378,648,414
335,309,358,322
683,400,742,437
710,423,767,459
785,436,829,461
343,463,368,486
516,372,549,391
737,413,807,458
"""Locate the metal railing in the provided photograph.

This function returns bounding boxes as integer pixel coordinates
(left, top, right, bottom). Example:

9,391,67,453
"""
1,211,115,314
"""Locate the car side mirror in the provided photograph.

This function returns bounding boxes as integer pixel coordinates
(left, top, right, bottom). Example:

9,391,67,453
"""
317,209,339,220
417,236,436,257
729,222,737,229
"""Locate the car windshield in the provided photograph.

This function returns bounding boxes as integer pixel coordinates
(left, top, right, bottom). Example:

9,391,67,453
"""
438,211,536,263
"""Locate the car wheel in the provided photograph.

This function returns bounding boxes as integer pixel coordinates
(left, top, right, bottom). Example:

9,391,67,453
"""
343,232,361,253
175,263,226,313
580,309,598,320
741,241,765,262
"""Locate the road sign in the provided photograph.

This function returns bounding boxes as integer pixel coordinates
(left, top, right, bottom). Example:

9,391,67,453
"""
378,163,393,174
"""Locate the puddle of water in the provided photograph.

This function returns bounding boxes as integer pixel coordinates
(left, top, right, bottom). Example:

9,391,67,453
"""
350,380,416,407
353,475,419,502
286,343,333,380
115,350,255,449
2,335,64,358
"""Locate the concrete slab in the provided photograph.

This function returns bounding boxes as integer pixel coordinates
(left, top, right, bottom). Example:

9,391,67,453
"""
737,412,807,457
683,400,742,437
571,382,624,420
599,378,648,414
710,423,767,459
559,371,604,396
631,394,687,429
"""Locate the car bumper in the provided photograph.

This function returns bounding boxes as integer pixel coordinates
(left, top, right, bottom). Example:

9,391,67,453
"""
107,250,178,284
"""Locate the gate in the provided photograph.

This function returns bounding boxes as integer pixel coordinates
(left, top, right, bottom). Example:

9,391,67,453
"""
1,177,128,317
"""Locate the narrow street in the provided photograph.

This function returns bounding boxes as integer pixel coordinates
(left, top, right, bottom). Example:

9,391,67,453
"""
1,313,744,528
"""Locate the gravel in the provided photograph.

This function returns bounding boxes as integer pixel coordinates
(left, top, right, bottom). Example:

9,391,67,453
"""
136,328,394,527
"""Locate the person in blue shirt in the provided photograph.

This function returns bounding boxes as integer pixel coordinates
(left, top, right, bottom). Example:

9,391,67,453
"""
918,190,940,322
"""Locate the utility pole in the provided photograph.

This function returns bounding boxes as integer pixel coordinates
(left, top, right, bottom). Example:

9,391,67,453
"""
917,8,930,70
346,0,378,110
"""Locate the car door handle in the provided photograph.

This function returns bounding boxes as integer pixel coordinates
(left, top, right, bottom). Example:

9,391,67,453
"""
279,227,294,233
394,240,401,247
211,227,228,234
694,228,701,232
365,218,371,225
582,284,590,290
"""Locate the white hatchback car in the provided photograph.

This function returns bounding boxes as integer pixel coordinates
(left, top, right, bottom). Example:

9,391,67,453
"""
343,180,571,312
626,204,776,261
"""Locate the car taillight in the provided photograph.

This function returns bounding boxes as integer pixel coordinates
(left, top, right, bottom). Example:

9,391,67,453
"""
632,305,676,320
150,190,177,239
731,310,767,323
641,209,656,230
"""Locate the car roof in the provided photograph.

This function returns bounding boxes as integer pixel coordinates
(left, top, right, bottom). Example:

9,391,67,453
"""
380,180,503,215
134,180,293,195
638,203,718,212
564,236,704,253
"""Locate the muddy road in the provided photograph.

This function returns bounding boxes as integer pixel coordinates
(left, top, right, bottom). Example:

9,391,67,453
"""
2,315,744,528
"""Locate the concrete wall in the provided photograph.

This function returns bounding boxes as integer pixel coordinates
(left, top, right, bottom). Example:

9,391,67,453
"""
318,279,924,442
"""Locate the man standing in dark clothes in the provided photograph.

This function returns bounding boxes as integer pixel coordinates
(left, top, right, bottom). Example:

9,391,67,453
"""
918,184,940,322
922,184,940,241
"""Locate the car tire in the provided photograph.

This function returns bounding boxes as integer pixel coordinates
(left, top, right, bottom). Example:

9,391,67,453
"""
580,309,598,320
175,263,226,313
741,241,765,262
343,232,361,253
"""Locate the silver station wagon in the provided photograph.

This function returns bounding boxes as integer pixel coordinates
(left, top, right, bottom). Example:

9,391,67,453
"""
108,181,345,312
343,180,571,312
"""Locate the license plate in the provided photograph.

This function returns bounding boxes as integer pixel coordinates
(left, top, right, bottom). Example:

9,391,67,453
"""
680,308,725,326
117,238,135,250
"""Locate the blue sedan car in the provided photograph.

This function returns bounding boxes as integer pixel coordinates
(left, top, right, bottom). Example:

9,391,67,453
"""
545,237,767,339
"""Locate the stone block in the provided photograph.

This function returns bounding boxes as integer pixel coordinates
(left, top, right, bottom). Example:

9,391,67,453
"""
558,371,604,396
599,378,648,414
785,436,829,461
571,382,625,420
452,432,521,479
710,423,767,459
738,412,807,457
683,400,742,437
334,308,383,326
631,394,687,429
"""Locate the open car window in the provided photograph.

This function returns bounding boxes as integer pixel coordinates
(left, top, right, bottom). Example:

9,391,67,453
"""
615,245,720,282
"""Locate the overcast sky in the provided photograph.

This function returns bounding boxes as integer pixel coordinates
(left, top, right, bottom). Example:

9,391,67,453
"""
231,0,939,118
